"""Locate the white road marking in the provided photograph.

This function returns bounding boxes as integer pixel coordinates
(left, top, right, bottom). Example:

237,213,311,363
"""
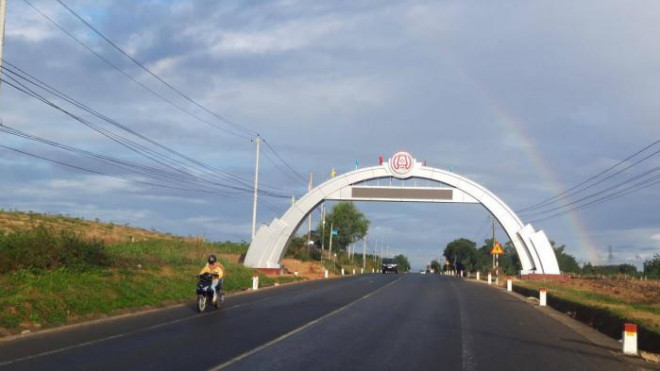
210,276,403,370
0,313,210,367
0,296,273,367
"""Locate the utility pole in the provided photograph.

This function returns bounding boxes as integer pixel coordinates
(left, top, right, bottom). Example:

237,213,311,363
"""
306,171,313,249
328,221,334,261
362,237,366,270
0,0,6,99
251,135,261,241
320,203,326,254
491,217,498,273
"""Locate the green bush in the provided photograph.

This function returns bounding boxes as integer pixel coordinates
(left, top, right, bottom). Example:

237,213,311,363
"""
0,225,109,273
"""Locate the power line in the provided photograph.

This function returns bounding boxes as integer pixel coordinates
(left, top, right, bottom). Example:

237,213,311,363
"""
23,0,308,198
263,140,308,183
1,61,293,194
530,178,660,224
54,0,257,138
22,0,252,140
1,69,291,198
524,165,660,219
0,143,223,195
0,124,249,197
518,138,660,213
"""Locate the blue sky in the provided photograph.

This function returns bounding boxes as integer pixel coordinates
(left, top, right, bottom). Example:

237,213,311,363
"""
1,0,659,270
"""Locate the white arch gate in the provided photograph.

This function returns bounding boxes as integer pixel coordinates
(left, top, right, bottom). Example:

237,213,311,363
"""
244,152,560,275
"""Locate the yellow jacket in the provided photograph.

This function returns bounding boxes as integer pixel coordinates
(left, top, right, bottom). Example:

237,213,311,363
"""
199,263,224,279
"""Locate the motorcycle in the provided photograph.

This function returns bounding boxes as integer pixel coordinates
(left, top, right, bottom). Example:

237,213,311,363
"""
196,272,224,312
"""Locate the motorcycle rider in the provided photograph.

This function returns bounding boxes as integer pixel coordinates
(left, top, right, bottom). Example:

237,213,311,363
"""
199,255,224,303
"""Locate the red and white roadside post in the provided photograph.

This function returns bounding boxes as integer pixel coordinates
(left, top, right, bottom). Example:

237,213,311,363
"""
507,278,512,292
623,323,638,355
539,287,547,306
252,273,259,291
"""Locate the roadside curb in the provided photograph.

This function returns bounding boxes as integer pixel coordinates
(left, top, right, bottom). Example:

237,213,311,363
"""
463,276,660,368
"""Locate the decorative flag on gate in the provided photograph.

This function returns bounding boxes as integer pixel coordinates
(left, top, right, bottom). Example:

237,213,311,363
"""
331,168,336,178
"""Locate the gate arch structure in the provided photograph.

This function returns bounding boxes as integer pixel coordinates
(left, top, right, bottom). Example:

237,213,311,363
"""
244,152,560,274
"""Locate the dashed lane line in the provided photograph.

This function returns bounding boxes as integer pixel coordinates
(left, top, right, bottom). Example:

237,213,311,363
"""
209,276,404,370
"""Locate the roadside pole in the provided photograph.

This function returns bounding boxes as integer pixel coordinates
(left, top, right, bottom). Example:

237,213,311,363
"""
362,236,366,271
320,203,325,260
250,135,261,241
328,221,334,269
306,171,313,250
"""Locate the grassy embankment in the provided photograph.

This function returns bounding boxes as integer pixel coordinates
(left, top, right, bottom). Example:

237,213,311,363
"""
513,279,660,333
0,212,302,336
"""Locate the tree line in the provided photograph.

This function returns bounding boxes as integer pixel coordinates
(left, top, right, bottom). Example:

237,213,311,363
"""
438,237,660,278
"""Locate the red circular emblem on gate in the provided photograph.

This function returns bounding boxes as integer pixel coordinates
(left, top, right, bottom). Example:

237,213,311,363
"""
388,151,415,176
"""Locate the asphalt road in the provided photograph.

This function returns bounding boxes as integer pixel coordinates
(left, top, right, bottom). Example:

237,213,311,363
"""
0,274,644,370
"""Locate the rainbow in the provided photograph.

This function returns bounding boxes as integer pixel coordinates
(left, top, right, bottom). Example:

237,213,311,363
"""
446,56,601,264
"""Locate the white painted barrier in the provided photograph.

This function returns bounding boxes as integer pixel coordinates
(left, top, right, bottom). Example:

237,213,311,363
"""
623,323,638,355
487,273,492,285
324,269,328,279
252,274,259,291
361,268,364,274
507,279,512,291
476,272,480,281
539,287,547,306
352,269,355,275
341,268,345,276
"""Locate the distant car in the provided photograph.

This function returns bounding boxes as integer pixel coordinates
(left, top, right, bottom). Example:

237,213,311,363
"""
382,258,398,274
419,270,426,274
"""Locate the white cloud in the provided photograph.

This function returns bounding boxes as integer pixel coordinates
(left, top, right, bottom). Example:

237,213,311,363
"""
48,176,136,194
207,17,347,55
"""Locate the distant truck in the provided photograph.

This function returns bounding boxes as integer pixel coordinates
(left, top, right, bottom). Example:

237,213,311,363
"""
382,258,398,274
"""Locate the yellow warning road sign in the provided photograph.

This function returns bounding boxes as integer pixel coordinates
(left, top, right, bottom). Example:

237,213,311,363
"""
490,242,504,255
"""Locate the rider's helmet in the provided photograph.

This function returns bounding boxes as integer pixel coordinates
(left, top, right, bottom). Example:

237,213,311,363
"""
208,254,217,264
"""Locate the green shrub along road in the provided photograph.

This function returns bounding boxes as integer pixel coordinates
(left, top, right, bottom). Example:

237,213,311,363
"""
0,227,302,336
